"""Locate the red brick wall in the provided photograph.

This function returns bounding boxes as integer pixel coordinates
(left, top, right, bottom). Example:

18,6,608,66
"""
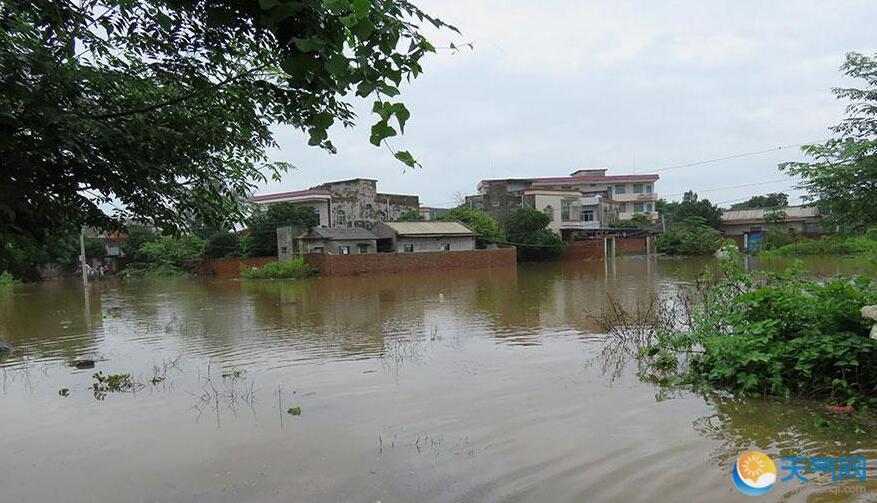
304,248,517,276
616,236,650,255
561,240,605,260
204,256,276,278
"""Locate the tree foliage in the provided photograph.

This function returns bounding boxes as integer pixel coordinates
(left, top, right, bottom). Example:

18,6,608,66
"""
245,203,319,257
439,207,504,248
781,52,877,228
656,191,722,229
730,193,790,210
656,216,722,256
396,209,425,221
1,0,456,243
505,207,565,262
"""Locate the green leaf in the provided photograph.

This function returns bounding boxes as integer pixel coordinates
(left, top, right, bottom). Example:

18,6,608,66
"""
369,121,396,146
259,0,281,8
391,103,410,133
394,150,418,167
351,0,370,19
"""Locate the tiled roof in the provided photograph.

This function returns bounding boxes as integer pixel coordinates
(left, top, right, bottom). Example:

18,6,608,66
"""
381,221,476,236
250,189,331,202
721,206,821,223
532,174,660,184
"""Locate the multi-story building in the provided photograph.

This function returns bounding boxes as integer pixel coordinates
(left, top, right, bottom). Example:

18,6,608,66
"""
251,178,419,229
465,169,659,234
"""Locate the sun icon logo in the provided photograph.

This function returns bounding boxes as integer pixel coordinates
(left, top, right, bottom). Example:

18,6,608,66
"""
733,451,778,496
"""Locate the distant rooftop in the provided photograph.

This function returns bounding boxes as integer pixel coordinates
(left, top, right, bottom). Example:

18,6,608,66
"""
250,189,331,203
479,172,659,186
380,221,476,236
722,206,821,224
306,227,378,240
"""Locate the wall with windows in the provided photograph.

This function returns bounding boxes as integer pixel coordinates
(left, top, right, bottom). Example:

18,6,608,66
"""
394,236,476,253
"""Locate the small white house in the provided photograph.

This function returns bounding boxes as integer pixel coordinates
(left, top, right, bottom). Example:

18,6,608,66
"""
371,221,477,253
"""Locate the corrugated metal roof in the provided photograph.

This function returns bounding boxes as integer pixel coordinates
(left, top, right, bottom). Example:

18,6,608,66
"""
308,227,378,240
721,206,821,223
382,221,476,236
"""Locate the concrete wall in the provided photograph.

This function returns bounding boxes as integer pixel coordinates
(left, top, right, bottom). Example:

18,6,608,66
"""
395,236,475,252
314,179,420,229
305,239,377,254
305,247,516,276
559,236,651,260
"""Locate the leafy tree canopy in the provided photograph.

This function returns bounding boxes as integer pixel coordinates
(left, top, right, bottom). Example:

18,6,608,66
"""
505,207,564,262
1,0,456,242
439,207,504,247
781,52,877,228
730,193,790,210
657,191,723,228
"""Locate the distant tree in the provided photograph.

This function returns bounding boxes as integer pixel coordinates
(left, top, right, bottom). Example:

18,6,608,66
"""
440,207,504,248
84,238,107,260
246,203,319,257
763,208,788,225
505,208,565,262
730,193,790,209
397,209,425,221
204,232,242,259
139,235,208,271
781,52,877,228
657,191,723,228
121,225,159,263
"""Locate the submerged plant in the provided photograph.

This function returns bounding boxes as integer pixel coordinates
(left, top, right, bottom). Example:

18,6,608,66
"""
287,406,302,416
92,372,140,400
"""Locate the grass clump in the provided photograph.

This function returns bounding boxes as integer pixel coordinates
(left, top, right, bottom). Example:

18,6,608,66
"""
761,234,877,256
240,258,317,280
287,406,302,416
92,372,140,399
638,245,877,406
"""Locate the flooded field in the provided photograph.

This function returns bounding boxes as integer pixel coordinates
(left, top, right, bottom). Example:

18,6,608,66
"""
1,256,876,503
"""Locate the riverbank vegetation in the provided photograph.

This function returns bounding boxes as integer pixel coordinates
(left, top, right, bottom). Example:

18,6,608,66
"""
655,216,723,256
240,258,317,280
439,208,505,248
760,232,877,256
633,247,877,406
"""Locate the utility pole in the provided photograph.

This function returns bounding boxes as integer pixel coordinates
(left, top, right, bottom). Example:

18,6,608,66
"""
80,227,88,286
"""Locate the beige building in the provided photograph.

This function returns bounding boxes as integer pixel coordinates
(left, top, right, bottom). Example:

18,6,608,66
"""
720,206,828,252
371,221,477,253
522,188,619,235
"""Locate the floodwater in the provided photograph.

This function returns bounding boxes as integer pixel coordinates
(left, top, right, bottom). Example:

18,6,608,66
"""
1,255,876,503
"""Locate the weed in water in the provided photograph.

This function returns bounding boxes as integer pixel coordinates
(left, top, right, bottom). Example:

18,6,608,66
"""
58,388,69,397
287,406,302,416
92,372,140,400
222,368,246,379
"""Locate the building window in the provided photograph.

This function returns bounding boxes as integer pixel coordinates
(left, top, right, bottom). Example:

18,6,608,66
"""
491,199,500,208
403,244,414,253
543,205,554,221
614,184,626,194
633,183,643,194
561,200,571,221
338,245,350,254
334,209,346,226
441,243,450,251
645,203,653,212
619,203,627,213
645,183,653,194
582,210,595,222
311,246,324,253
633,202,644,213
280,246,288,254
377,210,387,221
358,244,369,254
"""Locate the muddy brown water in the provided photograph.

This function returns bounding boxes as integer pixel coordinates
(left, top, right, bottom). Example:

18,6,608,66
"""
1,255,876,503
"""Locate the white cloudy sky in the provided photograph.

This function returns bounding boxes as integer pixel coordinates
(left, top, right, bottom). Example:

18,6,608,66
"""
260,0,876,208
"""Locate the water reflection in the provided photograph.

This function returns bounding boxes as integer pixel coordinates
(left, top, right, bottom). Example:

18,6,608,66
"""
0,255,874,503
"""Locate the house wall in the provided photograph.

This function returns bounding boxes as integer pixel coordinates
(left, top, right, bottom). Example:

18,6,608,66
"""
314,179,420,228
720,220,826,235
395,236,476,252
305,247,516,276
204,256,276,278
559,236,651,260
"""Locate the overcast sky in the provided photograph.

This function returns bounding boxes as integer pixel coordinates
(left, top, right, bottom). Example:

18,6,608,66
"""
259,0,876,208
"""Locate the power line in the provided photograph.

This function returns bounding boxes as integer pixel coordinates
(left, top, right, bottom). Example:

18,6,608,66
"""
653,141,824,173
661,177,796,198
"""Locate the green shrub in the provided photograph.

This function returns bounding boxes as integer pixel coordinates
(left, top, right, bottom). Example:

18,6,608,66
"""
245,203,319,257
656,216,722,255
639,247,877,404
0,271,17,287
866,228,877,241
240,258,317,279
397,209,425,221
138,235,207,269
205,231,241,258
761,228,798,250
763,235,877,256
